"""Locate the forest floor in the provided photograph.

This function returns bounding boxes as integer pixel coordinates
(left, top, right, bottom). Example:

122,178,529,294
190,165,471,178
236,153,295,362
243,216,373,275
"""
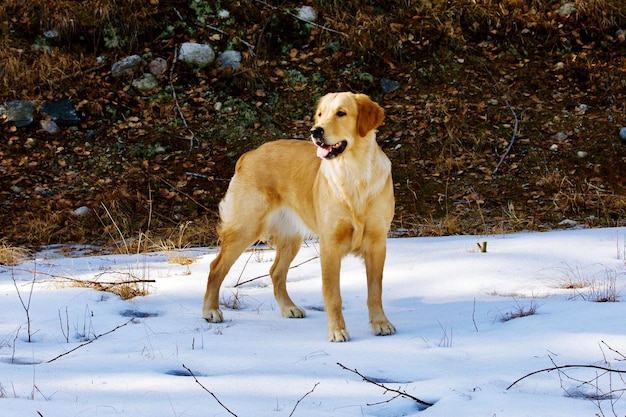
1,0,625,249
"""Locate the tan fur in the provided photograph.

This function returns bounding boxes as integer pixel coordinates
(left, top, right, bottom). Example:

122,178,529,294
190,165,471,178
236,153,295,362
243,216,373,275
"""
202,92,395,342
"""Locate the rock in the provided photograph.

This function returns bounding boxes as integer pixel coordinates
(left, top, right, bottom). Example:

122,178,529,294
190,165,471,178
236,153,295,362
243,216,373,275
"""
132,73,159,92
381,78,401,94
619,127,626,142
40,120,59,134
111,55,144,77
557,3,576,17
1,100,36,127
217,50,242,70
72,206,93,217
178,43,215,68
10,185,25,194
577,150,588,158
296,6,317,23
551,131,568,141
149,57,167,76
41,98,80,124
559,218,578,227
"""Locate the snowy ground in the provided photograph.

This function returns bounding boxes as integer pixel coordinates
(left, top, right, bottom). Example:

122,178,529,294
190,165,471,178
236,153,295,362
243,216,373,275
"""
1,227,626,416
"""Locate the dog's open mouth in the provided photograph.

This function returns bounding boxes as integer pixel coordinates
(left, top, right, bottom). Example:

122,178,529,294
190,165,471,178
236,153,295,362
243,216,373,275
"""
315,140,347,159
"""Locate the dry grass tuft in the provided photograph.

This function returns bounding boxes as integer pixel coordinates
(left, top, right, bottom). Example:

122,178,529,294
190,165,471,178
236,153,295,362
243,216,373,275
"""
0,242,30,266
500,300,540,322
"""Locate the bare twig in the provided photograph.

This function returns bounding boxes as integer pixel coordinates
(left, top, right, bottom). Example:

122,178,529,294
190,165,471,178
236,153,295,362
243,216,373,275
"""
12,264,37,343
289,382,319,417
493,100,522,174
47,319,133,363
206,24,256,56
337,362,434,407
182,365,238,416
234,256,319,287
170,45,198,153
507,364,626,390
251,0,347,36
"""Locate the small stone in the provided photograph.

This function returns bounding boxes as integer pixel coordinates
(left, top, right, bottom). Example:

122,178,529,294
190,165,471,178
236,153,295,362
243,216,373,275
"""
132,73,159,92
111,55,144,77
296,6,317,23
577,150,588,158
559,218,578,227
10,185,25,194
551,131,568,141
554,62,565,70
550,144,559,151
178,43,215,68
557,3,576,16
1,100,36,127
217,50,242,70
148,57,168,76
72,206,93,217
40,120,59,134
619,127,626,142
575,103,588,115
218,9,230,19
381,78,400,94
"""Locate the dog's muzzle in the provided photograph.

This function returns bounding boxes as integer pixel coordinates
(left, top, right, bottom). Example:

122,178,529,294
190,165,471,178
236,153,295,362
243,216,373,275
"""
310,127,347,159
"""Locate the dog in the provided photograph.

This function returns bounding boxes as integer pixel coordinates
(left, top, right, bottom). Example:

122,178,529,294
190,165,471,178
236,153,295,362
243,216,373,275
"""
202,92,396,342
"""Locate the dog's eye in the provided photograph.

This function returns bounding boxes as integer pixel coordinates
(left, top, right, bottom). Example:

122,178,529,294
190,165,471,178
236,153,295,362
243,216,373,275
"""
336,111,346,117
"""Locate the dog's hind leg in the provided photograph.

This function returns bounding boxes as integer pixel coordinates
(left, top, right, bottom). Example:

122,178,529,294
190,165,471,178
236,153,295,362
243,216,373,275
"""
203,227,258,322
270,234,306,319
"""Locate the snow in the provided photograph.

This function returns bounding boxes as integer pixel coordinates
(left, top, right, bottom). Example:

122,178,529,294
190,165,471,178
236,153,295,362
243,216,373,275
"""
2,227,626,416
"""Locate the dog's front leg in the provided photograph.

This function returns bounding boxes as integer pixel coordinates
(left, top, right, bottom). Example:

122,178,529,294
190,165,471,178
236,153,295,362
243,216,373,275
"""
364,237,396,336
320,247,349,342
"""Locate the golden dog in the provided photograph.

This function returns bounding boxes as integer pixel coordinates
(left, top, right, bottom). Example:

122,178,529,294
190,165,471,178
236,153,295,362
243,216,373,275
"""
202,92,395,342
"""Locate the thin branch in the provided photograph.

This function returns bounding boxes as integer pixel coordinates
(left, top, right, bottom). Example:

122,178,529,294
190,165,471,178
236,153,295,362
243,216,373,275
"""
493,100,522,174
337,362,434,407
206,24,256,56
234,256,319,287
47,319,133,363
170,45,198,153
182,365,238,417
289,382,319,417
251,0,347,36
507,364,626,390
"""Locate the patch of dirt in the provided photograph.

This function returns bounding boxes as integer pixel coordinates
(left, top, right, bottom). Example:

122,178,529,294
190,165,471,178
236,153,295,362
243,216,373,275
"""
1,0,625,248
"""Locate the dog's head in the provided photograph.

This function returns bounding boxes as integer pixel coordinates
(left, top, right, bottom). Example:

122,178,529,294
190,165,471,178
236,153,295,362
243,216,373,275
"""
310,92,385,159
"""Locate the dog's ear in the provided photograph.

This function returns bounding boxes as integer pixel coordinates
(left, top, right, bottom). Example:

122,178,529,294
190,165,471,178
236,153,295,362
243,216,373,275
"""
355,94,384,137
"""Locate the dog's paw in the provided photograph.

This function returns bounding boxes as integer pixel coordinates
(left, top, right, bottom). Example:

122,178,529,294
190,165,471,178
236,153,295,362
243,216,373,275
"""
328,329,351,342
281,306,306,319
372,321,396,336
203,309,224,323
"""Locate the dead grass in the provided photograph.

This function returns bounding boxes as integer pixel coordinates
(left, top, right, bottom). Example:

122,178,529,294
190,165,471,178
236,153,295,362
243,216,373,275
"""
0,242,30,266
500,300,540,322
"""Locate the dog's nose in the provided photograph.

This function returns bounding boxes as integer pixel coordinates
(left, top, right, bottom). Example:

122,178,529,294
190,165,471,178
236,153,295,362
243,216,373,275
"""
310,126,324,139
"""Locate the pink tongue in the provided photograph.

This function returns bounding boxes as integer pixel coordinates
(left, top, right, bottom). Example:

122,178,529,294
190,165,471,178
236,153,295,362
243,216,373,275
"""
317,146,331,158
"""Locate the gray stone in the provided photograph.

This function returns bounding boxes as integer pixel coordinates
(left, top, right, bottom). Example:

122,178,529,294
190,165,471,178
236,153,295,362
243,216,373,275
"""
296,6,317,23
1,100,36,127
111,55,144,77
619,127,626,142
41,98,80,124
40,120,59,134
557,3,576,16
72,206,93,217
381,78,400,94
178,43,215,68
132,73,159,92
217,50,242,70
